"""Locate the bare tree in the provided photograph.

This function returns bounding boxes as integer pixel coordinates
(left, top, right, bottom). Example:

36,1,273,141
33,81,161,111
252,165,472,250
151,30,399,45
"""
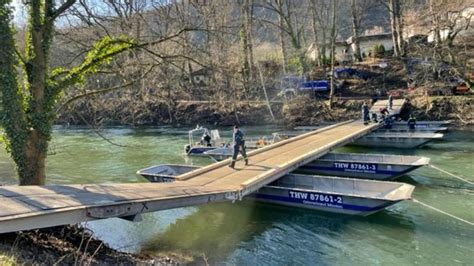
309,0,331,67
350,0,380,61
329,0,338,108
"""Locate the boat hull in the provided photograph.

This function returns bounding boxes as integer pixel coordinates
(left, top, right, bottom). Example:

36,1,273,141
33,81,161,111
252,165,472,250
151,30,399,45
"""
352,137,436,148
296,161,422,180
137,166,414,216
205,152,429,180
186,146,217,155
251,186,396,216
352,133,444,148
376,127,447,133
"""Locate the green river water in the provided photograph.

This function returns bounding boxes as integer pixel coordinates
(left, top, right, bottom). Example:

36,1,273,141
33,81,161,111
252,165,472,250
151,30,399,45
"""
0,126,473,265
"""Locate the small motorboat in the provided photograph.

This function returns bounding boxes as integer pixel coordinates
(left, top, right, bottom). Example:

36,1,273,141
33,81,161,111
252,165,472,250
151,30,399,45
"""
137,165,414,216
352,132,444,148
204,147,234,162
184,127,225,156
137,164,198,182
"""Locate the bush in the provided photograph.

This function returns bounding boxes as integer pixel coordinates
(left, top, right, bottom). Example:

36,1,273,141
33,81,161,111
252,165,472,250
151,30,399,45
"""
372,44,386,57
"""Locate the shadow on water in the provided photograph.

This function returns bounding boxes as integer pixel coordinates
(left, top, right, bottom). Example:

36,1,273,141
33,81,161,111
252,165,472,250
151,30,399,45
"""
140,199,416,264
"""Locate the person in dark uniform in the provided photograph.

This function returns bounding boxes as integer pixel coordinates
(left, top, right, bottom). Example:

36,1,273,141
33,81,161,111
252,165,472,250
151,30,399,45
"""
201,130,212,147
362,102,370,125
371,112,378,123
383,116,393,129
229,125,248,168
388,95,393,110
408,114,417,131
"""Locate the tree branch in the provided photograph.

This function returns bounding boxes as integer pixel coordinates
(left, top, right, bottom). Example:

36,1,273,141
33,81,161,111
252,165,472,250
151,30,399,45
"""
56,65,156,113
47,0,77,23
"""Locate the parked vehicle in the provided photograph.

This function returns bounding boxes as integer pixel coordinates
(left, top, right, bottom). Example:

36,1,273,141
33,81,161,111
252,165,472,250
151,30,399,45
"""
279,75,330,98
334,67,371,80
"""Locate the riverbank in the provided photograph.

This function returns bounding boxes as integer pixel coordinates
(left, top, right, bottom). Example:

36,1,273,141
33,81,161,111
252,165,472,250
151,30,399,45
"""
55,95,472,128
0,226,176,265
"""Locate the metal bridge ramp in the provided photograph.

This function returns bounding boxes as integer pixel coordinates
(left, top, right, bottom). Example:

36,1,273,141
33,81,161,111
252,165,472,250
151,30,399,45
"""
0,121,380,234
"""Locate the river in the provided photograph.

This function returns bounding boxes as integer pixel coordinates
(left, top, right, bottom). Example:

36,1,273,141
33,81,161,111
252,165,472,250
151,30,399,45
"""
0,125,473,265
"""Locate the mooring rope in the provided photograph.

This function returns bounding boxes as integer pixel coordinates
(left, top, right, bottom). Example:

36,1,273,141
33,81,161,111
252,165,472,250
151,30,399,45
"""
412,198,474,226
428,164,474,185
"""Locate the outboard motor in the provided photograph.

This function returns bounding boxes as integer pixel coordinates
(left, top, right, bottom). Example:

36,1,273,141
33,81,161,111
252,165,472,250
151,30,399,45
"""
184,144,191,154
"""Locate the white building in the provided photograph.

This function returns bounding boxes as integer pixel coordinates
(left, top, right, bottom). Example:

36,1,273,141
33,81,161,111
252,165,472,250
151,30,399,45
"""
346,33,393,58
307,32,394,63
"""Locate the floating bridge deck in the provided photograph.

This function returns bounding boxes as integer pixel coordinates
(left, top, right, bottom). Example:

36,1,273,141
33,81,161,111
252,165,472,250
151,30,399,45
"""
370,99,405,117
0,120,383,234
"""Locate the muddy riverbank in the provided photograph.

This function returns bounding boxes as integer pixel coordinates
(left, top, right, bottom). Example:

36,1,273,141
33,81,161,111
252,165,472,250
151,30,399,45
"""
0,226,177,265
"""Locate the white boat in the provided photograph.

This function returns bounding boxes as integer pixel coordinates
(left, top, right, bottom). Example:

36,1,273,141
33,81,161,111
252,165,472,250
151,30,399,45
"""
136,164,198,182
137,165,414,216
352,132,444,148
204,147,235,161
184,127,225,156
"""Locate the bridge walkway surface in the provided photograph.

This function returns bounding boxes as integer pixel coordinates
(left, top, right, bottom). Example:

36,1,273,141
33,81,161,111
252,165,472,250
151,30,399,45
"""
0,120,380,233
370,99,405,117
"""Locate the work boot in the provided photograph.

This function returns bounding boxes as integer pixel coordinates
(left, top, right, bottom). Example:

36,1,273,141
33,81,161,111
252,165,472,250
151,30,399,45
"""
245,159,249,166
229,161,235,168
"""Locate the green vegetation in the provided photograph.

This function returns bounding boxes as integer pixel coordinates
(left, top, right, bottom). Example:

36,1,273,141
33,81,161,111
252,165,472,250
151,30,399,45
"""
373,44,386,57
0,1,135,185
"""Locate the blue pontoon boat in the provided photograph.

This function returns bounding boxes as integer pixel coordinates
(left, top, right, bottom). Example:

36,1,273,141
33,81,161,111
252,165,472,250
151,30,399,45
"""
137,165,414,216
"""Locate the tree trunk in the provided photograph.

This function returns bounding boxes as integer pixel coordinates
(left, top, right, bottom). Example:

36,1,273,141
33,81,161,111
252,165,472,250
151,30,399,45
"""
247,0,255,79
329,0,337,109
0,2,31,184
277,0,288,74
321,29,327,68
389,0,400,56
429,0,442,46
351,0,362,62
310,1,321,66
395,0,405,56
240,0,251,90
23,131,48,185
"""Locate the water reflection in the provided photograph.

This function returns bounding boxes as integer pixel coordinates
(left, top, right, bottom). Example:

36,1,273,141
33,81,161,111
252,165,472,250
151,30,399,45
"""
140,200,417,264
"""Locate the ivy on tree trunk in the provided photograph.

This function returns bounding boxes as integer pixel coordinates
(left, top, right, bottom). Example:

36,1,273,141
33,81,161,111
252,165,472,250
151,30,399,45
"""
0,1,134,185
